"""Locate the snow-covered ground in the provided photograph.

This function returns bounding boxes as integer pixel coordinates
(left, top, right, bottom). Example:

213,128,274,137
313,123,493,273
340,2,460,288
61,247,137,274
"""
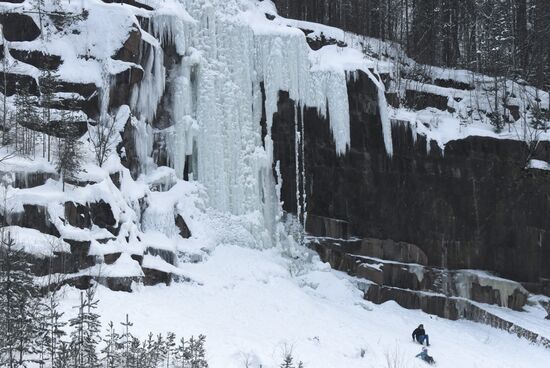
57,245,550,368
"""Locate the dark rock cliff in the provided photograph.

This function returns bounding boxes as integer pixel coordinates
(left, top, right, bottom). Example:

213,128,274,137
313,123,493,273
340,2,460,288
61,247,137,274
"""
271,70,550,290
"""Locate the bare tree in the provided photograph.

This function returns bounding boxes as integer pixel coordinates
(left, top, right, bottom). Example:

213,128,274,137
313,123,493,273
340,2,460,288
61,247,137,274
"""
88,113,118,167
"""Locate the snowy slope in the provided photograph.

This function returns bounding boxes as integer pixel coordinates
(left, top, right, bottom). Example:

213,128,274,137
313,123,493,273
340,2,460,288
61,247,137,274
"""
58,245,550,368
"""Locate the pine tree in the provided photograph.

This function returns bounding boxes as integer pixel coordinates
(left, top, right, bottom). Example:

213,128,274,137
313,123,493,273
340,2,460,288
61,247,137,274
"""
40,71,57,162
69,292,86,368
189,335,208,368
174,337,190,368
0,227,39,368
34,288,67,368
101,321,121,368
119,314,134,368
55,341,71,368
55,111,83,191
280,353,295,368
165,332,177,368
82,288,101,368
13,90,40,157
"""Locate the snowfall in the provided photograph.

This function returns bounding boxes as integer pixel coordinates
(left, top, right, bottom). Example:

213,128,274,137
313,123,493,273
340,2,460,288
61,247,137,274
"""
1,0,550,366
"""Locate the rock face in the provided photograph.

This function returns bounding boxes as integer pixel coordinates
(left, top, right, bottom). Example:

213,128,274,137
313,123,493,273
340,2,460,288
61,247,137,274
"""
365,283,550,349
313,238,529,310
271,70,550,289
0,13,40,41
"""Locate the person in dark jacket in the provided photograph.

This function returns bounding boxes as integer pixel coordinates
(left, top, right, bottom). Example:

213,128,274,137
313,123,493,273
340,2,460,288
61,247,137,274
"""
412,324,430,346
416,347,435,364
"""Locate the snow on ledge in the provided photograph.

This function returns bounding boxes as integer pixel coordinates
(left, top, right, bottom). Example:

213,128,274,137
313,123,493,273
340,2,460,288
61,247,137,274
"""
526,159,550,171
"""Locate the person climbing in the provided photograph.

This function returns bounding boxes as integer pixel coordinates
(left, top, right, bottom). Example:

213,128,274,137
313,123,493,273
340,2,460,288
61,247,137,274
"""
416,347,435,365
412,324,430,346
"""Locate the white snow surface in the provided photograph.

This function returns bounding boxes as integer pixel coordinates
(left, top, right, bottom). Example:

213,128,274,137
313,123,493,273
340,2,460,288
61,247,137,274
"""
56,245,550,368
2,225,70,257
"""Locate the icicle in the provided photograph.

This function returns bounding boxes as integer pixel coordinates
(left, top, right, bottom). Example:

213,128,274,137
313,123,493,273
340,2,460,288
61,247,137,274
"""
365,69,393,156
130,34,166,124
300,105,307,228
294,104,301,222
132,118,154,175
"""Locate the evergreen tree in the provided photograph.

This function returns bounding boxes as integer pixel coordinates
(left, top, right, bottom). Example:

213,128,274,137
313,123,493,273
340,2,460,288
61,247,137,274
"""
34,287,67,368
68,292,86,368
55,112,83,191
0,227,39,368
55,341,71,368
174,337,190,368
101,321,121,368
82,288,101,368
189,335,208,368
280,353,295,368
165,332,177,368
13,90,40,157
119,314,134,368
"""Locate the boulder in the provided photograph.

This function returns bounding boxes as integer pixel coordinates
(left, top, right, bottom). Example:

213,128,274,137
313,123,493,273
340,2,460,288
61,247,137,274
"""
131,254,144,265
142,267,171,286
433,78,474,90
27,251,75,276
45,79,99,117
65,239,96,270
10,49,63,71
145,247,175,265
14,204,60,237
89,200,116,229
405,89,449,111
20,118,88,139
0,72,39,96
304,31,347,51
103,252,122,264
175,214,191,239
113,27,141,64
99,276,139,292
506,104,521,121
0,13,40,41
110,171,121,189
64,202,92,229
0,170,58,189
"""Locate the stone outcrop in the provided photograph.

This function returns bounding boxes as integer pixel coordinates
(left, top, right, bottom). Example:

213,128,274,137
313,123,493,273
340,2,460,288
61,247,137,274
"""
0,72,39,96
0,170,58,189
313,238,529,310
3,204,60,237
405,89,450,111
175,214,192,239
272,70,550,292
366,284,550,349
0,13,40,41
10,49,63,71
114,27,142,64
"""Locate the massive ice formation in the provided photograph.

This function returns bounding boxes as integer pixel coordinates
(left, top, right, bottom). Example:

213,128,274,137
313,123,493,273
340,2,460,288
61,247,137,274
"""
127,0,371,247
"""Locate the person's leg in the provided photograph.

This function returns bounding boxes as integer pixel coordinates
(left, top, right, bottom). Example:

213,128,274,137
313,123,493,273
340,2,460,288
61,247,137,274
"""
425,334,430,346
418,335,426,344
